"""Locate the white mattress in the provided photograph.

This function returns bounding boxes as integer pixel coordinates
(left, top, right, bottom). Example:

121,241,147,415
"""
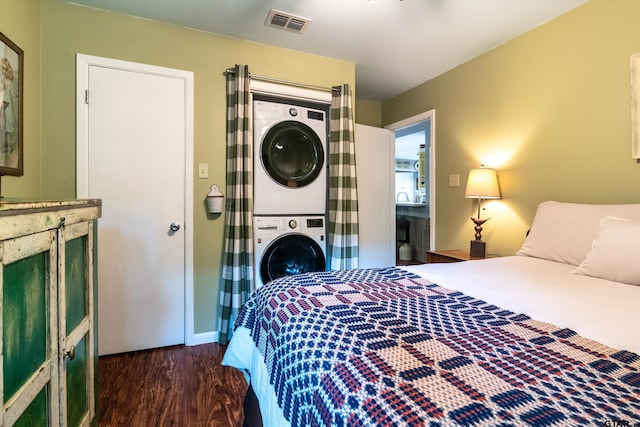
222,255,640,426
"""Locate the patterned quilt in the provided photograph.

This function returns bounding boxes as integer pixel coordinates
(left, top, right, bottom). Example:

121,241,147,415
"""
235,268,640,426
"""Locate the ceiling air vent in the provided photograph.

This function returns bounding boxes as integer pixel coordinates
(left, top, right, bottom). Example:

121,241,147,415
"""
265,9,312,34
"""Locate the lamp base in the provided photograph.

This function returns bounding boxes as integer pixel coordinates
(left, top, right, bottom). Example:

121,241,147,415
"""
470,240,486,258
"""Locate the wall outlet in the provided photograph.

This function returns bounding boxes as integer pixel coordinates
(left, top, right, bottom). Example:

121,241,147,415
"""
198,163,209,179
449,174,460,187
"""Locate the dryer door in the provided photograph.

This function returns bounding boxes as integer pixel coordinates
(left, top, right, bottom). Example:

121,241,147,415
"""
261,120,325,188
260,234,326,284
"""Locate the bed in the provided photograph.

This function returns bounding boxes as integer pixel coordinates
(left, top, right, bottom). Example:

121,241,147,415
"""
222,201,640,426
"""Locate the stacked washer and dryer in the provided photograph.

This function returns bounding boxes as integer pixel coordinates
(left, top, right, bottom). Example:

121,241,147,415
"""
253,98,329,288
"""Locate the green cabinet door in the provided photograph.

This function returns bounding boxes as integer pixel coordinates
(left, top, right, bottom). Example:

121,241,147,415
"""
1,230,60,426
59,221,96,427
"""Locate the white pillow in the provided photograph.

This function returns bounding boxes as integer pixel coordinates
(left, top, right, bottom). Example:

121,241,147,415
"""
516,201,640,266
573,216,640,285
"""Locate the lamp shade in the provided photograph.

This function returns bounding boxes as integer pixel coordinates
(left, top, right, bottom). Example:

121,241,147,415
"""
465,166,500,199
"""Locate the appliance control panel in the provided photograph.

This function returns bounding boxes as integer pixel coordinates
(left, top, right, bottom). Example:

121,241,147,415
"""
306,218,324,228
307,110,324,121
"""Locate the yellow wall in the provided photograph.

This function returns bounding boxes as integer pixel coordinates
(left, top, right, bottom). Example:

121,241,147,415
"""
1,0,41,197
355,99,382,127
39,1,354,335
383,0,640,256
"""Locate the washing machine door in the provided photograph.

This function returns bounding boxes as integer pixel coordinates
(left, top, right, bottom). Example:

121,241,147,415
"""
261,120,325,188
260,234,326,284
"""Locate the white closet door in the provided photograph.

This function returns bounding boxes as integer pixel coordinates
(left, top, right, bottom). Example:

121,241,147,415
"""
354,124,395,268
77,55,193,355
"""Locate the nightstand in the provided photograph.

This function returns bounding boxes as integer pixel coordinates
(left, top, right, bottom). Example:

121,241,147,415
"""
426,249,495,263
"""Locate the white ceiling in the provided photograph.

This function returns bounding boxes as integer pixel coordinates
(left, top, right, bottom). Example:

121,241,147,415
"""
65,0,586,102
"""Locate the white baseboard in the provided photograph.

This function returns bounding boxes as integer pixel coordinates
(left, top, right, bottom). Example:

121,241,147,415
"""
187,331,218,346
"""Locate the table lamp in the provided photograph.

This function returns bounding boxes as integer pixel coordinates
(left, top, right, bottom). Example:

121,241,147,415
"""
464,165,500,257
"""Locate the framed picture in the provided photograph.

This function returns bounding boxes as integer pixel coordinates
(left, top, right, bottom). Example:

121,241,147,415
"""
0,32,23,176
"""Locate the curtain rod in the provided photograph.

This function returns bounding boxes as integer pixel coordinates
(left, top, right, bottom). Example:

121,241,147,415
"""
224,68,338,94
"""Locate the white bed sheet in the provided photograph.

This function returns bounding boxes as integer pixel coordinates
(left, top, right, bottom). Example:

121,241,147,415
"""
222,255,640,426
403,255,640,355
223,326,288,426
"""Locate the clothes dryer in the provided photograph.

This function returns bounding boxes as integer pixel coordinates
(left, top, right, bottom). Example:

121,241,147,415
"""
253,215,326,288
253,100,328,215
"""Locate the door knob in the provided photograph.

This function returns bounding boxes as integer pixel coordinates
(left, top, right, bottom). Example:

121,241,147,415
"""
64,345,76,361
170,222,181,232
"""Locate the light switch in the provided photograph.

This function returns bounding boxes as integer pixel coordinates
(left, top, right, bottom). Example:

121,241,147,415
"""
449,174,460,187
198,163,209,179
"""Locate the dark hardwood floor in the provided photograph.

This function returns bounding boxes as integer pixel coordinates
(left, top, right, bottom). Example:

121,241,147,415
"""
98,343,247,426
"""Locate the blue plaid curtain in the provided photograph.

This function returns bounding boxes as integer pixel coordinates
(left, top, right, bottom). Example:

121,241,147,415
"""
328,84,359,270
218,64,254,344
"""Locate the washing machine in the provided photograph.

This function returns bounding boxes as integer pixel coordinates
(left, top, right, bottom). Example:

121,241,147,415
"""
253,215,327,288
253,99,328,215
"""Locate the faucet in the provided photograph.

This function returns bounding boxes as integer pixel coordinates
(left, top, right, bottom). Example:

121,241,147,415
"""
396,192,410,202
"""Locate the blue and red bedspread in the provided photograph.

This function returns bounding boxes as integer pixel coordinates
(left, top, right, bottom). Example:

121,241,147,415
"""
234,267,640,426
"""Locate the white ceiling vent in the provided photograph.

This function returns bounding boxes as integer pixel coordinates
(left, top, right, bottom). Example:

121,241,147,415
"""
265,9,312,34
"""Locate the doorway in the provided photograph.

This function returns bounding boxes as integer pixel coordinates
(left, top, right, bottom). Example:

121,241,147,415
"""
76,55,194,355
386,110,435,264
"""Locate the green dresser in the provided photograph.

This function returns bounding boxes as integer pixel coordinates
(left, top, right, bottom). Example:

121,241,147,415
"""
0,200,101,426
